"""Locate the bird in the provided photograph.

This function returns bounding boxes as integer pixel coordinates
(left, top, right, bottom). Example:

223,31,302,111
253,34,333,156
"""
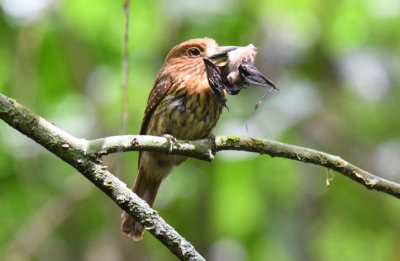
121,38,239,240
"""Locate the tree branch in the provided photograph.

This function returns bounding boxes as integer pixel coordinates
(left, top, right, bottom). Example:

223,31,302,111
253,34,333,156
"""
2,91,400,260
0,93,205,261
85,134,400,199
215,136,400,198
87,135,215,161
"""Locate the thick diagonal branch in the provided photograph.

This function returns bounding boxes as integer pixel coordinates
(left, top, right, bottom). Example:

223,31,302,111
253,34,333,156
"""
0,93,205,261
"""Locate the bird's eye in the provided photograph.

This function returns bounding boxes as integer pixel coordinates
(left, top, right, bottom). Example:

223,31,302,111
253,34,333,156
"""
188,47,201,58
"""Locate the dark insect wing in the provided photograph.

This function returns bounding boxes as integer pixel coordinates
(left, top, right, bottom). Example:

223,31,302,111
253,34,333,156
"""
204,56,277,116
239,61,276,89
203,57,228,107
240,61,278,124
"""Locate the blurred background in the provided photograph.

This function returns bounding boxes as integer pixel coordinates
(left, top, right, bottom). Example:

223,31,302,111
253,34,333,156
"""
1,0,400,260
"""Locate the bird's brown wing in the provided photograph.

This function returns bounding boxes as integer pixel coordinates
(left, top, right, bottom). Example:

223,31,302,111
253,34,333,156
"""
140,73,172,135
138,73,172,166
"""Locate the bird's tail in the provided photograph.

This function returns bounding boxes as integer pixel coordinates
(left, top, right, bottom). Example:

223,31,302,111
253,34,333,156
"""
121,166,161,241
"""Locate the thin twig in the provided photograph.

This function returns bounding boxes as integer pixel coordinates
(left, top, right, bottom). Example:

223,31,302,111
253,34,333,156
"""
121,0,130,135
116,0,131,178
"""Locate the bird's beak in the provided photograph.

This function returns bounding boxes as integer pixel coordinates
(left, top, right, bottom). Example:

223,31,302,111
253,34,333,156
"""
208,46,239,65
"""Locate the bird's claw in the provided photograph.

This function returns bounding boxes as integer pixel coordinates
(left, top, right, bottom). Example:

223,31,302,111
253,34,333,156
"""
163,134,178,152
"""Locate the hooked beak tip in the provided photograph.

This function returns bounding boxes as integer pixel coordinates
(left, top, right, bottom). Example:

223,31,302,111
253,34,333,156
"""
208,46,239,65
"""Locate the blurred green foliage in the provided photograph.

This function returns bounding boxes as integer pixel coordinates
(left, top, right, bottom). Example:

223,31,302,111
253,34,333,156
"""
1,0,400,260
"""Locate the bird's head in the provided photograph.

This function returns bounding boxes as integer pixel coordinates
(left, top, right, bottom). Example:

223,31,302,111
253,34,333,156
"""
163,38,238,75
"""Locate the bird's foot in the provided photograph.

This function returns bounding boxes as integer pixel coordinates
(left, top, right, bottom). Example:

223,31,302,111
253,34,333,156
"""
207,133,216,142
206,133,217,158
163,134,178,152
